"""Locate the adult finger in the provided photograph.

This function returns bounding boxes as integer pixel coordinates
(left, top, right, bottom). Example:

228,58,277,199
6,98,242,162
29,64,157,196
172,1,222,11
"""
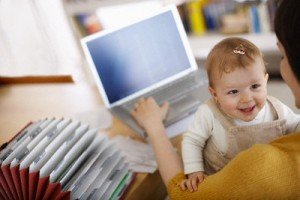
148,96,154,102
130,110,137,118
134,103,139,109
161,101,169,116
138,97,145,104
162,101,169,110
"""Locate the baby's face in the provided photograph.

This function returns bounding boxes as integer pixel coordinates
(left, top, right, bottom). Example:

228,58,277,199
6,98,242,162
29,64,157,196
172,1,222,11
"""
209,60,268,122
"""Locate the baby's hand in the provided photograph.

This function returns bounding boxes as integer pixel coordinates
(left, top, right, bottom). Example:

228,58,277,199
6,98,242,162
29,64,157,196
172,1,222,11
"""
180,171,205,192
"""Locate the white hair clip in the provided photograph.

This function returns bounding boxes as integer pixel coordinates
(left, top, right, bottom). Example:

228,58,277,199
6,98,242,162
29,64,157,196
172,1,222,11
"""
233,45,246,55
233,49,245,55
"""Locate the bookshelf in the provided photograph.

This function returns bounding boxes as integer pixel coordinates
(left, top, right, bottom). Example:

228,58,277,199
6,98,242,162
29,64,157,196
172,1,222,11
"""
189,32,277,58
62,0,281,75
188,32,280,75
63,0,155,14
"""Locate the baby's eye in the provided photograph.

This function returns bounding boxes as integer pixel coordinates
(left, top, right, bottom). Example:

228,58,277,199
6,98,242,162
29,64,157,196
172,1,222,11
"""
251,84,261,89
228,90,238,95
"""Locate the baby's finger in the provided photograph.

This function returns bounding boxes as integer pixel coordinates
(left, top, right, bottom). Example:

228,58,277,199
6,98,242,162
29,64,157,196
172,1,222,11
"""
197,174,204,183
180,181,187,191
191,178,198,191
186,180,194,192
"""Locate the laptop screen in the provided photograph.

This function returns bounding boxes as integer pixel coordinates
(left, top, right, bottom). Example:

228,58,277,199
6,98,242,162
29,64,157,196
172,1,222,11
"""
82,6,197,108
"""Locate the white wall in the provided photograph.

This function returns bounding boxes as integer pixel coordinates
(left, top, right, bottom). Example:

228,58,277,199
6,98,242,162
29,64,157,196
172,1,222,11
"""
0,0,82,79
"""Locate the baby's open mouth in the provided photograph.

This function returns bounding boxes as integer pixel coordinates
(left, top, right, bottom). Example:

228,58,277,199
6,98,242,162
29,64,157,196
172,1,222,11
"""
239,106,255,113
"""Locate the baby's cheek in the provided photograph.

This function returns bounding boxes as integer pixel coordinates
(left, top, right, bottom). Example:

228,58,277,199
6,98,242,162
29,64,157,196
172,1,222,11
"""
223,103,237,113
259,96,268,106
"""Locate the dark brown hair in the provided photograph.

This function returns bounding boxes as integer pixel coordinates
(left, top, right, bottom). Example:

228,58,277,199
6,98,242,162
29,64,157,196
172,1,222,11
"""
205,37,265,87
275,0,300,81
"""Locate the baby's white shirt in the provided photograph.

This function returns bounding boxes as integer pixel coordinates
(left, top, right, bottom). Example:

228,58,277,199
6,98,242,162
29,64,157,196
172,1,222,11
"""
182,98,300,174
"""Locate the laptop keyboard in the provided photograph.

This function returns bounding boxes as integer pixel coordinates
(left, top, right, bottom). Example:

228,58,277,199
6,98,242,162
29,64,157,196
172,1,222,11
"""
122,70,208,111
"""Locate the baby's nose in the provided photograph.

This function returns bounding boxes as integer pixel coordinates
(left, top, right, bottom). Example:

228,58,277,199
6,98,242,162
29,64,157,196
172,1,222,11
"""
240,93,252,103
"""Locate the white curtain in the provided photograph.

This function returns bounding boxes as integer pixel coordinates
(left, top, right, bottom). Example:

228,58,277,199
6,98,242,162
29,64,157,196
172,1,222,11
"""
0,0,82,78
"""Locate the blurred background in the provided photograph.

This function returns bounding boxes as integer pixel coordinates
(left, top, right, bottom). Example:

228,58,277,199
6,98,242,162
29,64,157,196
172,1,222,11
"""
0,0,298,112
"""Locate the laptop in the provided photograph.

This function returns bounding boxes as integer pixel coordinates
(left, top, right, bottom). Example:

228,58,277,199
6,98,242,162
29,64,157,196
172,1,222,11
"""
81,5,210,138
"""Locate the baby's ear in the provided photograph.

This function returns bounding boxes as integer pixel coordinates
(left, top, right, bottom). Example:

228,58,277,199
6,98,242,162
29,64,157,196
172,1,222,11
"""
265,73,269,81
209,86,218,102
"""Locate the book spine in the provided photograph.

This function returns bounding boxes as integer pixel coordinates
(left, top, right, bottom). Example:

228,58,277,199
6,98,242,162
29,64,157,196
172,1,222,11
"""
257,2,271,33
186,0,206,35
202,4,217,31
177,3,191,33
267,0,277,31
249,5,261,33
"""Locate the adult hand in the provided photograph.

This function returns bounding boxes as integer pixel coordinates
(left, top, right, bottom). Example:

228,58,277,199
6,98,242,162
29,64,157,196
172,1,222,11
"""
131,97,183,186
130,97,169,132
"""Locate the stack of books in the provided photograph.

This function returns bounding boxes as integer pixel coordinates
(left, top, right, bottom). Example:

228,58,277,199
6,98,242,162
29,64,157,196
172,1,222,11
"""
0,118,135,200
177,0,278,35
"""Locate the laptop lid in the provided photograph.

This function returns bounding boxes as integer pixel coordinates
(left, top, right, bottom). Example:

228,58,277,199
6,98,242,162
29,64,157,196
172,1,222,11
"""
81,5,198,108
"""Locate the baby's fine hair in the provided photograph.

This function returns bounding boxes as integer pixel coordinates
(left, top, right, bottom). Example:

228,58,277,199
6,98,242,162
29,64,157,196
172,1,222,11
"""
205,37,265,87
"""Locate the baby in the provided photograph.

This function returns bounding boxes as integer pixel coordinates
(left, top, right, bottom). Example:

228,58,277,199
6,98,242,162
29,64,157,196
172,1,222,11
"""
181,37,300,192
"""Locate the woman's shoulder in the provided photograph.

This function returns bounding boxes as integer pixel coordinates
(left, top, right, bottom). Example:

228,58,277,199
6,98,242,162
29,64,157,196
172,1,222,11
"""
270,132,300,151
168,134,300,199
240,133,300,161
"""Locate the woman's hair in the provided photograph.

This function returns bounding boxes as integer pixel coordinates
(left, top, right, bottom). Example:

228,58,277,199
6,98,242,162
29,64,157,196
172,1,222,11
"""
275,0,300,81
205,37,265,87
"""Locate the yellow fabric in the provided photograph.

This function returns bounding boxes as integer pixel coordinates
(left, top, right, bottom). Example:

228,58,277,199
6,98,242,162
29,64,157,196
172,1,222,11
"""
167,133,300,199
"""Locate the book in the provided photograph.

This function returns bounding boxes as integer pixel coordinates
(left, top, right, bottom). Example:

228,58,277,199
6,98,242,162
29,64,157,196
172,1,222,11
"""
176,3,191,34
0,118,135,200
72,13,102,37
257,2,271,33
186,1,206,35
220,13,249,34
249,5,261,33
